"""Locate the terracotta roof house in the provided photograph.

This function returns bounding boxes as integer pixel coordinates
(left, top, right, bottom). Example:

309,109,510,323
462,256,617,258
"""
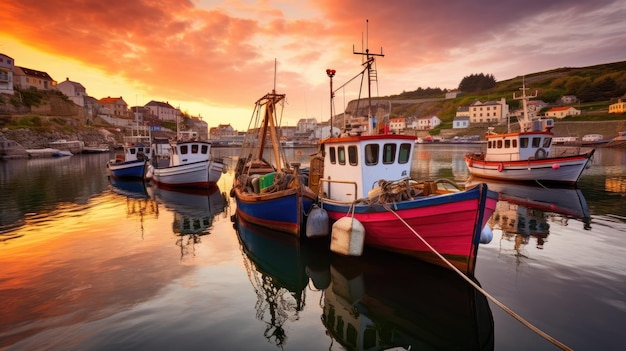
98,96,129,117
545,106,581,119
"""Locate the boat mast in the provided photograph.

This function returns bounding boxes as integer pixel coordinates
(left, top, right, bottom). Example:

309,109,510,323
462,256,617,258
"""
353,19,384,134
513,77,538,132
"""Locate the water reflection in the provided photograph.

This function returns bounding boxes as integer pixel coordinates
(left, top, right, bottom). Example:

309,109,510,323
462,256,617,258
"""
108,177,159,238
467,178,592,264
235,218,494,351
147,184,229,258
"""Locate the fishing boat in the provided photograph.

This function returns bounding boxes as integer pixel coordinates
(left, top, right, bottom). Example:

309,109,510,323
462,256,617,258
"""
106,142,150,179
146,139,225,189
308,27,498,275
230,89,317,236
464,83,595,185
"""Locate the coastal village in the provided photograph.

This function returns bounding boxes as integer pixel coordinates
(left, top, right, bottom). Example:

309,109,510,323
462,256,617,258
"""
1,51,626,156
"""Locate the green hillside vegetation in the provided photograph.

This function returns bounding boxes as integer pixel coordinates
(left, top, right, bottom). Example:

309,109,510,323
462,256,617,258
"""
384,61,626,133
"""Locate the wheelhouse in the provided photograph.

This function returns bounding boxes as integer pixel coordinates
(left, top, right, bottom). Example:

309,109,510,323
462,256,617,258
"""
321,135,415,202
168,141,211,166
484,132,552,162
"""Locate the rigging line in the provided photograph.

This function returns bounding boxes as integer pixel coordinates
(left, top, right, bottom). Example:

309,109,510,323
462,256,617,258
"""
386,207,574,351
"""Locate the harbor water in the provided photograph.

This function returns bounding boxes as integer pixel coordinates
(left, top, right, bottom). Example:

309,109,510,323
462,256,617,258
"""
1,144,625,350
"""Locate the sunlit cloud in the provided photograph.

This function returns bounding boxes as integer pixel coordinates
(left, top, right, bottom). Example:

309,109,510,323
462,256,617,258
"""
1,0,624,129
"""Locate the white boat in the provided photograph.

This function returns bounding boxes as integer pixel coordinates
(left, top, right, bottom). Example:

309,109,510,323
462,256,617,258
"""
48,139,84,154
465,83,594,185
147,139,225,189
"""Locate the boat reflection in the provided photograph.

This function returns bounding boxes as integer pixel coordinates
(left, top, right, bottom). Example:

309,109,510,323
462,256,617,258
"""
466,177,591,262
108,177,149,199
108,177,159,237
147,184,229,258
235,218,494,350
234,218,331,348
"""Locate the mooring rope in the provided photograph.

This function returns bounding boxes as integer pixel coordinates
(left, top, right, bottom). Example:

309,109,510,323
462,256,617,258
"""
387,208,573,351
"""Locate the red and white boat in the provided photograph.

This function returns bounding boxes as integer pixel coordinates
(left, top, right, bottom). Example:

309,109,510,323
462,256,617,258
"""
465,84,594,185
308,33,498,276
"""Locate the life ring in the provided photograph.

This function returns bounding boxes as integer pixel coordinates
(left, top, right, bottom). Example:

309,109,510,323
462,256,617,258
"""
497,163,504,172
535,148,547,159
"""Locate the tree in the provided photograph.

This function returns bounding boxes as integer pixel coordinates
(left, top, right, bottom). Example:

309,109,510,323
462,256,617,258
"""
458,73,496,92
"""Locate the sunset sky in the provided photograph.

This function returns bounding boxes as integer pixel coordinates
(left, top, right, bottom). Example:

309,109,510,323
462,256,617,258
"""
1,0,625,130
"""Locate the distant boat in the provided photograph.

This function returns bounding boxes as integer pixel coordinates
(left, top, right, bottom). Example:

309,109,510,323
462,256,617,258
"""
231,88,317,236
603,131,626,148
465,82,594,185
308,26,498,276
106,142,150,179
51,149,73,157
147,139,225,189
83,144,111,153
48,139,84,154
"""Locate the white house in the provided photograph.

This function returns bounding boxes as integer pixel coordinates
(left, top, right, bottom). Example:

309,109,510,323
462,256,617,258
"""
145,100,180,122
57,78,87,107
0,53,14,95
453,116,470,129
415,116,441,130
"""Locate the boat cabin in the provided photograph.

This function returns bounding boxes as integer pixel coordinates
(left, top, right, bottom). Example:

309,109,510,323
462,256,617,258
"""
167,141,211,166
484,119,554,162
116,143,151,163
319,135,416,202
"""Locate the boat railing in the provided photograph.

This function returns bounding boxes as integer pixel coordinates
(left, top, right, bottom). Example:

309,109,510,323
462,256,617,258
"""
319,179,358,203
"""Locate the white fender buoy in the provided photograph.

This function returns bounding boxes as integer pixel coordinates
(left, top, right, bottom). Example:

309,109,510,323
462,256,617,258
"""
306,204,329,238
331,216,365,256
480,225,493,244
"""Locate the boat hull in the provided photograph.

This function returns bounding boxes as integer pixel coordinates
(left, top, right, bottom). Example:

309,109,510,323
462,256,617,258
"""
464,150,594,185
234,187,317,236
107,160,147,179
321,184,497,275
151,159,223,189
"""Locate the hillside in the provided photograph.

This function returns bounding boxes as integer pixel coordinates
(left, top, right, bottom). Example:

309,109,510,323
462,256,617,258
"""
381,60,626,125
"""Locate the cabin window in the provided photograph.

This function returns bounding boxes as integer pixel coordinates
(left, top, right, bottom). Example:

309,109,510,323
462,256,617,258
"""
130,149,136,155
329,147,336,164
180,145,188,154
201,145,209,154
338,146,346,165
532,137,541,148
497,140,503,148
398,143,411,164
488,140,493,149
512,140,517,148
191,144,199,153
505,140,511,148
543,137,552,148
348,145,358,166
520,137,528,148
383,144,396,164
364,144,379,165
